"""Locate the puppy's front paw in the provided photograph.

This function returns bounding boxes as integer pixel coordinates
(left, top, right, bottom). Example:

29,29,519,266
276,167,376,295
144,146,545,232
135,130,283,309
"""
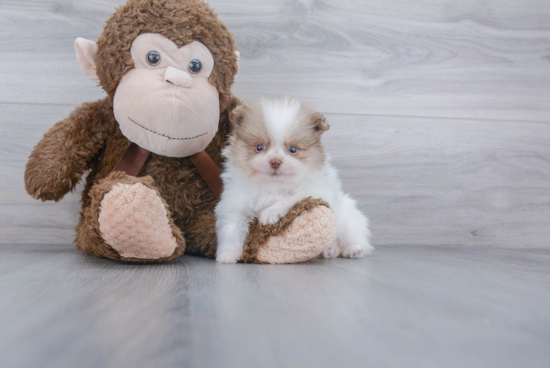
321,240,340,259
321,246,338,259
341,243,374,259
216,250,242,264
259,206,287,225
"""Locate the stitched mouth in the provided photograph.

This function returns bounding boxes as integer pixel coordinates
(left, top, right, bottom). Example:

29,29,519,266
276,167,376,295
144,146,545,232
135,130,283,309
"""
128,117,207,141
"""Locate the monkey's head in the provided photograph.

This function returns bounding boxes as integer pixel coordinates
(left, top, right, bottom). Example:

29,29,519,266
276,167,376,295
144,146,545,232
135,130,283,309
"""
74,0,239,157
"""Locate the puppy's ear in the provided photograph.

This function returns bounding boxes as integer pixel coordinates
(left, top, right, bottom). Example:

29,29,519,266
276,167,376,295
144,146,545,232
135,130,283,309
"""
312,112,330,134
229,104,247,127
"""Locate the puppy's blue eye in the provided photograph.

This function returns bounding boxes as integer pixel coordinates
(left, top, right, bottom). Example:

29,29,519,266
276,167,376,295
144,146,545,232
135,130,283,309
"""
256,144,266,152
189,59,202,74
147,51,161,66
288,146,298,154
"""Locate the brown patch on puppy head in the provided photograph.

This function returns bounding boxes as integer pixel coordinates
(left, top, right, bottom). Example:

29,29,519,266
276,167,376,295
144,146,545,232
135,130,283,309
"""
285,102,330,170
291,102,330,139
96,0,238,110
229,101,271,145
227,98,330,177
226,101,271,174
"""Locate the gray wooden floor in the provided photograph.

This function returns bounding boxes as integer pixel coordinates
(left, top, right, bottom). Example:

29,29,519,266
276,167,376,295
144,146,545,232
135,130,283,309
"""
1,245,549,368
1,1,550,367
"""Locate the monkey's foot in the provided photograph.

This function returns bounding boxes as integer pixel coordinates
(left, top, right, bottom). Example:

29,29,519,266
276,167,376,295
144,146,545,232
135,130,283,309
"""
98,182,177,259
76,172,185,262
242,198,337,264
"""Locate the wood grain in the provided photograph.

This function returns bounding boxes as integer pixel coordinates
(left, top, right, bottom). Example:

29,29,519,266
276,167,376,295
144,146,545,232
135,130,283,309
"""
323,113,550,247
0,0,549,248
0,0,549,120
2,2,550,367
0,246,549,368
3,103,550,247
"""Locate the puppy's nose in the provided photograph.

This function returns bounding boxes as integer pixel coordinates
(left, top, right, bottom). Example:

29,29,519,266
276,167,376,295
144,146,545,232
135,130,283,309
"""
164,66,193,88
270,159,282,170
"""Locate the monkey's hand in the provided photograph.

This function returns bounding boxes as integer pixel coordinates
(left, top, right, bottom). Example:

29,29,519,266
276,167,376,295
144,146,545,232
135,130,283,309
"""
25,98,111,201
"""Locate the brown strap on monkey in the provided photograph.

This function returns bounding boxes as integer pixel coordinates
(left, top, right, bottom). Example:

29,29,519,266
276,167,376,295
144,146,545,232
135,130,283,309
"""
188,150,223,199
111,142,223,199
112,142,151,177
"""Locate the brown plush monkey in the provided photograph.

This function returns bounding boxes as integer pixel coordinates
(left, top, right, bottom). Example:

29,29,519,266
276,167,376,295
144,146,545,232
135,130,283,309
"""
24,0,337,263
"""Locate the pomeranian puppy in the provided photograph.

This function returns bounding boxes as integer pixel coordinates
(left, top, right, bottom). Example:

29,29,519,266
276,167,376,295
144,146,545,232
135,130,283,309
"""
215,97,373,264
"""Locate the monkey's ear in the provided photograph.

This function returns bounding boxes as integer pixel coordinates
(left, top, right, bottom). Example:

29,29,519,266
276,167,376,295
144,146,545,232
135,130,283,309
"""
312,112,330,134
74,38,99,81
229,104,246,126
234,50,240,77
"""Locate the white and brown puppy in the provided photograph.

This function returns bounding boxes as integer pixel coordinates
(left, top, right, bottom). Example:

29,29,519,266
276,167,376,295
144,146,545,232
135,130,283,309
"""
215,97,373,263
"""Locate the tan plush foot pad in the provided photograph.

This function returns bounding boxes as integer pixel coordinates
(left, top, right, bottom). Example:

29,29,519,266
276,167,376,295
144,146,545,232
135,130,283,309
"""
241,198,337,264
76,171,185,263
99,182,180,259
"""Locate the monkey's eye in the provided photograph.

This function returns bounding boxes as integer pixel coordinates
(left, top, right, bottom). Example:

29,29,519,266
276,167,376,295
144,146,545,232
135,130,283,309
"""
147,51,161,66
256,144,266,152
188,59,202,74
288,146,298,154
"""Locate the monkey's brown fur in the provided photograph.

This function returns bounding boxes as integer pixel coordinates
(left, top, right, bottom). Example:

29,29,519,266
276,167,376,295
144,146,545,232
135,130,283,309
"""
24,0,331,262
25,0,239,261
96,0,238,110
26,90,240,259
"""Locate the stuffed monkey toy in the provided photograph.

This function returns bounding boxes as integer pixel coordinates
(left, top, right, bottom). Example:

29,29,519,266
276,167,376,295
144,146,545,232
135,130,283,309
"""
24,0,337,264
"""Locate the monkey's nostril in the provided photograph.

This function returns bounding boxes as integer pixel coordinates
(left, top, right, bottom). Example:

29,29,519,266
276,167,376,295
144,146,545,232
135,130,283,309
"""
270,159,282,169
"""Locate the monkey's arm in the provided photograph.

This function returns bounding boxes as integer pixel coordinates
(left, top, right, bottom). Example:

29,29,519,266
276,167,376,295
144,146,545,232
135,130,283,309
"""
25,98,112,201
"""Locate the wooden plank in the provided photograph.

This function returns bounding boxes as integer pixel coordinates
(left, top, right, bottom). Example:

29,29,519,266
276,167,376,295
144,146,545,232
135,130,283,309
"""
0,0,549,121
3,102,550,247
0,102,84,245
322,113,550,247
0,246,549,368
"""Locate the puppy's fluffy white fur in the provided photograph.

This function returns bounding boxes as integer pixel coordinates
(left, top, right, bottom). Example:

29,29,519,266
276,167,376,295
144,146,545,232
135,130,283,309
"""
215,97,373,263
